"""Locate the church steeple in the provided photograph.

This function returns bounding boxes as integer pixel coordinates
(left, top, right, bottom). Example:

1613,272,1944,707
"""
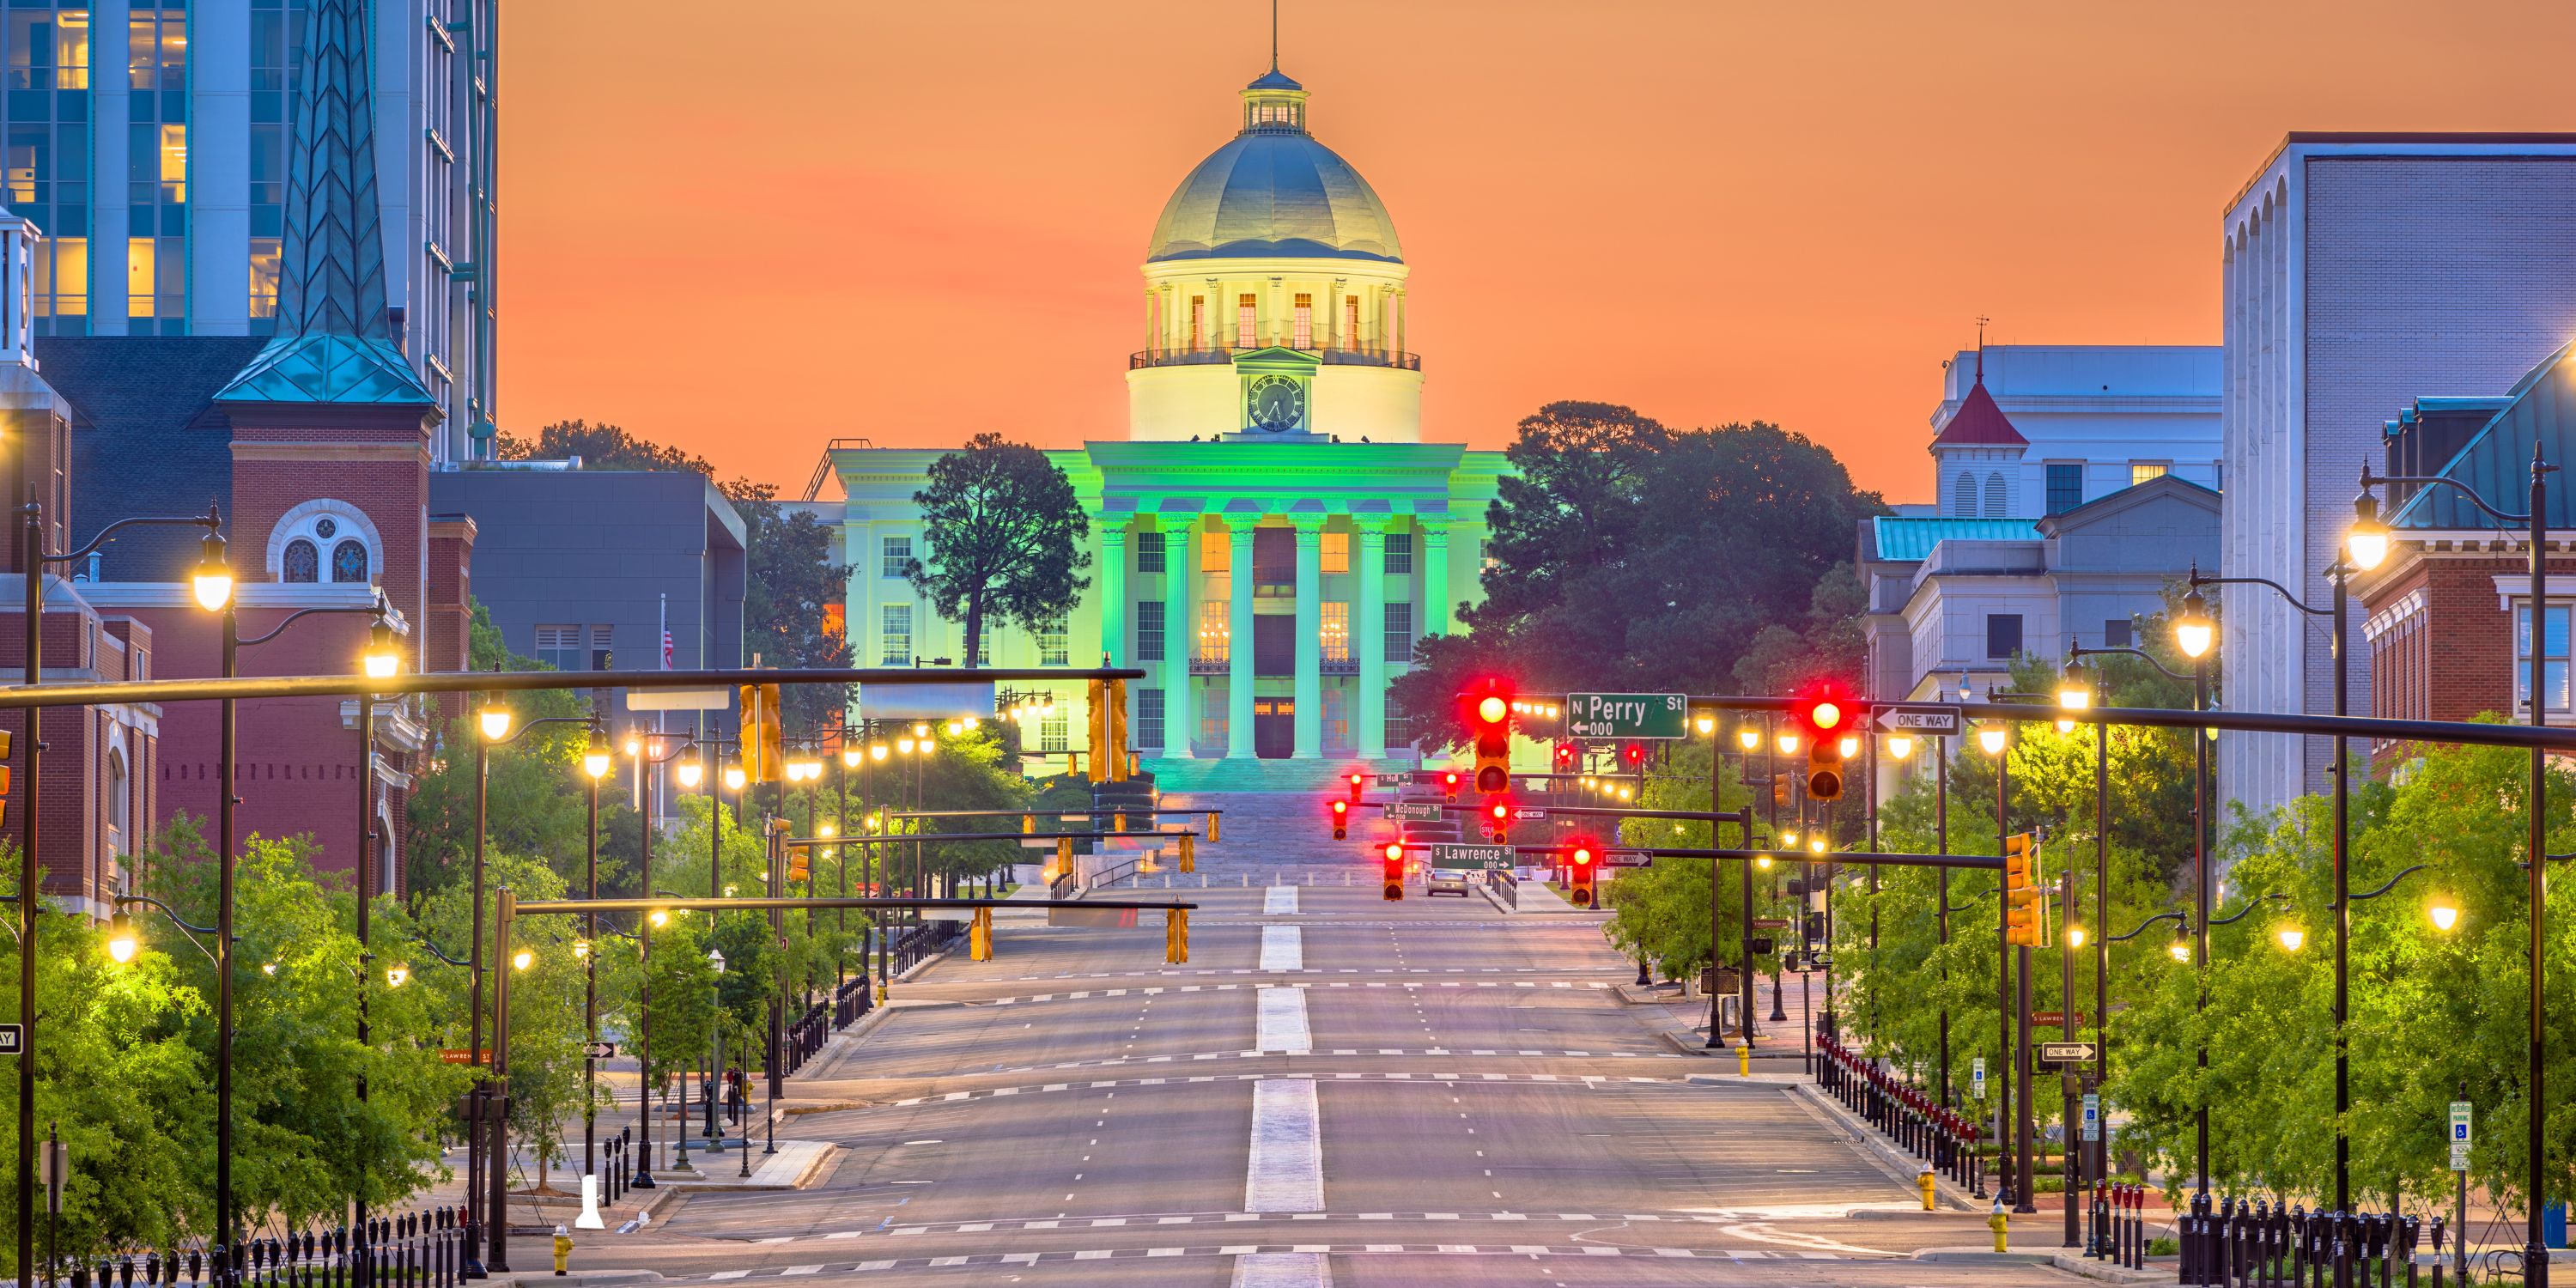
216,0,434,406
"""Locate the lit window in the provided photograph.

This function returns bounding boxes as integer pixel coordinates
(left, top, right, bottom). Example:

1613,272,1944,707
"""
157,123,184,204
1292,293,1313,349
125,236,152,319
1036,617,1069,667
1321,532,1349,574
1201,530,1231,573
249,238,281,319
39,237,85,319
1343,296,1359,349
2130,462,2170,487
879,605,912,666
1320,602,1350,662
1188,295,1206,350
880,535,912,579
2516,602,2570,716
1236,294,1257,349
1197,600,1229,663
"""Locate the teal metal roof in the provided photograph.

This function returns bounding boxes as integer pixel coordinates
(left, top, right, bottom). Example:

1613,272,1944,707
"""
2390,342,2576,530
217,333,434,405
1870,516,2038,562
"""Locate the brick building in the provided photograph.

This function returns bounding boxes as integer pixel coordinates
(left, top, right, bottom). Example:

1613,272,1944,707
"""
2357,342,2576,769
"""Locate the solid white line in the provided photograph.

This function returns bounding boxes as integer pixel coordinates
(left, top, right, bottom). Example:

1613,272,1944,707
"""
1262,886,1300,915
1259,926,1304,972
1243,1079,1325,1213
1255,987,1312,1054
1231,1251,1330,1287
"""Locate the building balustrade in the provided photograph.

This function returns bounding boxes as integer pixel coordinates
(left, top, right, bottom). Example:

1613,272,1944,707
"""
1128,345,1422,372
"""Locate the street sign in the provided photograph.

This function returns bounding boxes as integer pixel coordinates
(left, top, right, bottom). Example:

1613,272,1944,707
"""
440,1048,489,1066
2030,1012,2088,1027
1511,808,1548,821
1751,917,1791,930
1602,849,1651,867
583,1042,618,1060
1383,801,1443,823
0,1024,21,1055
1564,693,1688,741
1874,704,1961,736
2039,1042,2098,1064
2450,1101,2472,1171
1971,1058,1987,1097
2081,1093,2102,1143
1430,842,1511,871
1373,774,1406,787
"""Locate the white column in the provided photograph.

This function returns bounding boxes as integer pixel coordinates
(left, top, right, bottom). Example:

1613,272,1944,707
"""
1098,524,1127,670
1166,520,1197,759
1356,519,1388,760
1226,525,1256,758
1421,525,1452,635
1291,523,1323,759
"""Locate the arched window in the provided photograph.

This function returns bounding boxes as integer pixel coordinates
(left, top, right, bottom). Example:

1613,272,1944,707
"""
1983,473,2007,518
106,745,130,858
283,539,319,582
1951,471,1976,516
331,540,368,583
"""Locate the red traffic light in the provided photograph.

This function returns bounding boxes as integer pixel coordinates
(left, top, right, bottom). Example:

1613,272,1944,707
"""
1383,841,1404,862
1488,800,1510,822
1795,680,1856,737
1621,742,1645,766
1571,846,1593,866
1332,799,1349,817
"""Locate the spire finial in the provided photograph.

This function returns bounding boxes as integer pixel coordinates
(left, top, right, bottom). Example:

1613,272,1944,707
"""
1973,315,1990,381
1270,0,1279,70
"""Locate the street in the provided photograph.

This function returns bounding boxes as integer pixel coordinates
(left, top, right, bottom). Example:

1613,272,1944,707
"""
573,865,2089,1286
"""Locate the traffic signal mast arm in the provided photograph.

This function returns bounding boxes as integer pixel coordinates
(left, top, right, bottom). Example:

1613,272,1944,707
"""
783,829,1198,847
1383,800,1752,825
1489,843,2005,871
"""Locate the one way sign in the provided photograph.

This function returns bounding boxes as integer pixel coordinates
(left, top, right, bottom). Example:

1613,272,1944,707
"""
1874,705,1960,736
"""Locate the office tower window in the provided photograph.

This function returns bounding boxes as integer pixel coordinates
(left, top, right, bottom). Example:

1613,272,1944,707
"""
1321,602,1350,661
535,626,585,672
1384,532,1413,575
10,9,92,333
282,538,318,583
249,238,281,320
1136,688,1165,751
1197,600,1229,662
881,535,912,578
1236,293,1256,349
129,9,185,94
1036,617,1069,666
1321,531,1348,574
2130,462,2170,487
591,626,616,671
2105,619,2133,647
1135,600,1166,662
10,11,93,93
1985,613,2023,659
1383,602,1413,664
2045,464,2082,514
1136,530,1165,574
879,605,912,665
33,237,86,324
1292,293,1312,349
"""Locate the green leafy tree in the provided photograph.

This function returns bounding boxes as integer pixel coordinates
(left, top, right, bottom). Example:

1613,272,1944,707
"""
906,433,1091,669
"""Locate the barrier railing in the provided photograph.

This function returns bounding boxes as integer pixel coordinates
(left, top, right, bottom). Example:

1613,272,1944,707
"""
1814,1036,1984,1200
72,1206,469,1288
2178,1195,2448,1287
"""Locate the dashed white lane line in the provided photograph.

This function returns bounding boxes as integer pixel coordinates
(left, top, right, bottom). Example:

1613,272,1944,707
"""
1244,1079,1325,1213
877,1070,1711,1110
1261,886,1300,915
1258,926,1304,972
982,1048,1674,1075
1255,987,1312,1054
965,980,1610,1008
669,1244,1861,1278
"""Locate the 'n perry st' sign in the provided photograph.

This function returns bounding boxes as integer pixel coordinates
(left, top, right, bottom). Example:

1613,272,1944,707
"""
1565,693,1688,741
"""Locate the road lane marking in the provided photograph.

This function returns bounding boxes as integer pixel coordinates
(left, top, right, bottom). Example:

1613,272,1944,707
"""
1255,987,1313,1054
1244,1079,1325,1212
1262,886,1300,915
661,1243,1870,1278
1231,1250,1327,1287
1259,926,1304,971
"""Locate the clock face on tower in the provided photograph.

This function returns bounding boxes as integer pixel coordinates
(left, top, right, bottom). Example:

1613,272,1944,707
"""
1246,374,1307,432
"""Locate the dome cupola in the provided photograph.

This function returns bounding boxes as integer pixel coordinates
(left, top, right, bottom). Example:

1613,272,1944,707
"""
1145,66,1401,264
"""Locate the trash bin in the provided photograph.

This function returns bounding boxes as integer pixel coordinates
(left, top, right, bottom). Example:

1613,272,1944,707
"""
2547,1200,2568,1249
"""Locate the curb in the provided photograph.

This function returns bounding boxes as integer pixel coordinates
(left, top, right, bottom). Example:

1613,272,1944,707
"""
496,1273,667,1288
2049,1252,2172,1283
1789,1081,1980,1212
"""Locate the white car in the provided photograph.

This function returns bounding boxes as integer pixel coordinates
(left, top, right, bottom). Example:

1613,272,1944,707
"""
1425,869,1470,897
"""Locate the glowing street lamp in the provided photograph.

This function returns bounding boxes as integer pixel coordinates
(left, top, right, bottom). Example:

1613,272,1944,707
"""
2173,585,2215,661
1976,721,2008,757
477,702,514,744
191,530,235,612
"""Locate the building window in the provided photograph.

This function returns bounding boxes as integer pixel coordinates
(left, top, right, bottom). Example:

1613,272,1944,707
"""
1136,531,1166,574
1343,295,1360,349
1040,702,1068,754
331,540,368,584
2130,462,2170,487
1321,531,1349,574
881,536,912,579
2105,619,2133,647
1200,679,1227,749
1188,295,1206,349
1951,472,1977,517
1321,602,1350,661
1384,532,1413,575
1985,613,2023,660
2045,464,2082,515
1136,601,1166,662
1203,530,1232,573
536,626,585,672
2516,602,2570,715
1036,617,1069,666
250,237,281,320
1292,293,1313,349
1253,529,1293,598
1383,602,1414,664
1322,687,1347,751
268,503,382,585
1197,601,1229,662
1983,473,2007,518
282,538,319,583
1383,703,1412,750
880,605,912,665
591,626,616,671
1137,688,1166,751
1236,294,1257,349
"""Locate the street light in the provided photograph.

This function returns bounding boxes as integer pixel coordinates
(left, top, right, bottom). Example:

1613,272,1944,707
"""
106,914,137,964
2345,492,2391,572
1885,734,1914,762
2429,896,2461,933
478,702,514,744
583,731,614,781
363,617,402,680
1776,730,1802,756
677,760,705,789
1976,721,2008,756
724,764,748,793
386,965,410,988
191,528,235,613
1736,727,1761,752
2064,925,2087,950
2275,925,2307,952
1695,714,1716,735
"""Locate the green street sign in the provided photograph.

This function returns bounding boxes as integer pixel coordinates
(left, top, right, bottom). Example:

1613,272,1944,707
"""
1564,693,1688,740
1430,843,1511,871
1383,801,1443,823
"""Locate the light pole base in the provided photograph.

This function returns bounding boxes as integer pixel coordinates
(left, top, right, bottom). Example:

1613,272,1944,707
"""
574,1175,605,1230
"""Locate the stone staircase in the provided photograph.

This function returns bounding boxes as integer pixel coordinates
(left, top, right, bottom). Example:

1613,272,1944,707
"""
1136,756,1404,794
1154,789,1405,868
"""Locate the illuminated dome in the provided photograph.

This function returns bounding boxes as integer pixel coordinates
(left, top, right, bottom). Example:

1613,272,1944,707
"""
1145,68,1402,264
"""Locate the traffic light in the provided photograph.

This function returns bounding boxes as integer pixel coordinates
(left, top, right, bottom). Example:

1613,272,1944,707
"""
1442,770,1461,799
1567,843,1597,909
1382,842,1406,901
1620,742,1647,773
1553,740,1576,773
1796,681,1854,802
1086,678,1133,783
1346,771,1366,802
738,683,785,784
1485,795,1511,843
0,729,13,826
1330,798,1350,841
788,848,811,884
1460,681,1515,793
2002,832,2042,946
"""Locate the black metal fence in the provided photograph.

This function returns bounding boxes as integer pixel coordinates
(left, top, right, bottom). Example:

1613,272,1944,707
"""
1814,1036,1984,1197
889,920,958,978
2179,1198,2451,1287
830,975,869,1029
67,1207,468,1288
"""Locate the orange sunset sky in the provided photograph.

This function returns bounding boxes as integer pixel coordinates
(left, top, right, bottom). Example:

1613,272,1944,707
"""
498,1,2576,504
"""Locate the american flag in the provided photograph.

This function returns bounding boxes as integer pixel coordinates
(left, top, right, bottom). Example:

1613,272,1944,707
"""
661,629,675,670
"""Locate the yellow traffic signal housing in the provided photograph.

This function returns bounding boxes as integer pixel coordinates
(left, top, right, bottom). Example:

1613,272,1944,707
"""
788,851,811,883
2002,833,2043,946
738,683,785,784
1164,907,1190,963
1807,738,1845,803
970,908,994,962
1179,833,1196,873
1208,811,1222,843
1085,678,1133,784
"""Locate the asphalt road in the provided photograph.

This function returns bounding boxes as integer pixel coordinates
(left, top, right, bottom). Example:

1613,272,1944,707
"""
575,878,2084,1286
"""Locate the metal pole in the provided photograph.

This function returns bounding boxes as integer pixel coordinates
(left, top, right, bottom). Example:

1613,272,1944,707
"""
633,756,655,1190
583,761,599,1183
487,889,513,1273
1707,728,1728,1048
16,496,38,1282
767,819,784,1154
2063,860,2079,1247
2193,659,2210,1200
355,676,374,1236
217,608,238,1251
1996,740,2013,1206
2093,720,2108,1223
1741,739,1757,1045
463,715,489,1279
2525,448,2551,1288
1937,732,1949,1106
2331,567,2351,1217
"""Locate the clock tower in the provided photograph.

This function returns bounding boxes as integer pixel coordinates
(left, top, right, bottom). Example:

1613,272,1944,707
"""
1125,64,1421,443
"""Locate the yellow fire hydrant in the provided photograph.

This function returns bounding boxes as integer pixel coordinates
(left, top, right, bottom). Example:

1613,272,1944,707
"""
553,1224,572,1276
1736,1045,1751,1077
1989,1198,2009,1252
1918,1166,1936,1211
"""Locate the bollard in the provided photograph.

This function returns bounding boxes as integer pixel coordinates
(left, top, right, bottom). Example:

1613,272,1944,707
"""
1990,1198,2010,1253
552,1224,571,1277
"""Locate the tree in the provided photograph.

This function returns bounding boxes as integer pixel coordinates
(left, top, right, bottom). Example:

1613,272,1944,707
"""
906,434,1091,669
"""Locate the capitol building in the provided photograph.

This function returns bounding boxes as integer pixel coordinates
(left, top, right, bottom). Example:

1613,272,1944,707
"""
829,59,1508,779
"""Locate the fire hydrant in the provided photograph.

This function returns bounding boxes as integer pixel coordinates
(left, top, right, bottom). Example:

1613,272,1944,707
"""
553,1224,572,1277
1989,1198,2008,1253
1736,1045,1751,1077
1918,1165,1936,1212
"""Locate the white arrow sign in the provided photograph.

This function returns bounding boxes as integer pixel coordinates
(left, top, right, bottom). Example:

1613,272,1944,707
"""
1874,705,1961,735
